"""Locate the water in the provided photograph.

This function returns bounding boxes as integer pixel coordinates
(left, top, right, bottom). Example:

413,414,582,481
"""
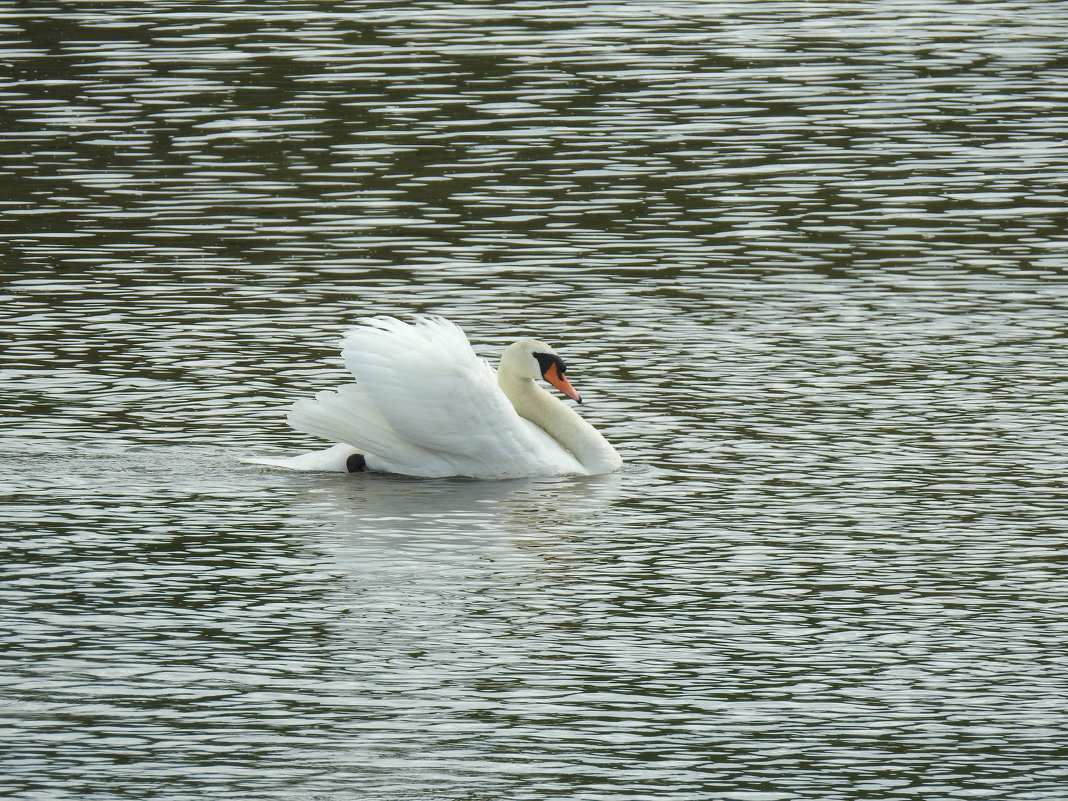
2,1,1068,799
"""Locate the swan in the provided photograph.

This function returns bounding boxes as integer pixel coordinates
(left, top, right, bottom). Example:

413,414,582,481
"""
253,316,622,480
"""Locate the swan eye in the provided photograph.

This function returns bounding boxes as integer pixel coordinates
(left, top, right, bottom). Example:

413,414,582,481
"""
533,352,566,377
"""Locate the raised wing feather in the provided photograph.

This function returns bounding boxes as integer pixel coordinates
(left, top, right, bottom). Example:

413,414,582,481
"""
287,383,475,477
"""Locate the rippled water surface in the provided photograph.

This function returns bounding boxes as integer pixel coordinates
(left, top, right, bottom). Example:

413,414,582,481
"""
3,2,1068,799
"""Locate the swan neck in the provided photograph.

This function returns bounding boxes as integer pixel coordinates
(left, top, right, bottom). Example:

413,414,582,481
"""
498,372,620,474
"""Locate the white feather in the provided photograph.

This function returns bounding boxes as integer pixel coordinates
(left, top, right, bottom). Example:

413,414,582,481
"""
262,316,620,479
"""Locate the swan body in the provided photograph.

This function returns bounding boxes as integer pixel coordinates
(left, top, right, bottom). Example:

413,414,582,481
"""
258,316,622,480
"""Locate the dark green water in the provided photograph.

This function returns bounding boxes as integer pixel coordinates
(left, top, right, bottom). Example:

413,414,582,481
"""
2,2,1067,799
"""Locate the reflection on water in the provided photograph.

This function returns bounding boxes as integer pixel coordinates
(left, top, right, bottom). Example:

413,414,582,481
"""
3,1,1068,799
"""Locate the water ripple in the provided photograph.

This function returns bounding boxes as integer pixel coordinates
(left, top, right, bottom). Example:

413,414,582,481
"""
3,2,1068,800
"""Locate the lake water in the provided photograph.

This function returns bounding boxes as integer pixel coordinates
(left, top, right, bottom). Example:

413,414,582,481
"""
2,2,1068,799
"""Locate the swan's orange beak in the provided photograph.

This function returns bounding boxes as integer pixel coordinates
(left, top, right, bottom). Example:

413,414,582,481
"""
544,362,582,403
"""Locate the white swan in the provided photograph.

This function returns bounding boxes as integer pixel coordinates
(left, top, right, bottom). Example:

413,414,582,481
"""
255,316,622,480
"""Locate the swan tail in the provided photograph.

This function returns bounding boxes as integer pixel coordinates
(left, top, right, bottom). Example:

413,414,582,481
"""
240,443,363,472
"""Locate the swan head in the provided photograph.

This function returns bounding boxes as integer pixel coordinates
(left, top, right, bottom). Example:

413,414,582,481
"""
500,338,583,403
